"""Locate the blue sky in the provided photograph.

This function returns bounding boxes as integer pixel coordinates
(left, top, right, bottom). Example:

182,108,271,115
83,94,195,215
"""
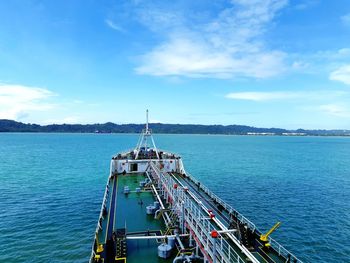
1,0,350,129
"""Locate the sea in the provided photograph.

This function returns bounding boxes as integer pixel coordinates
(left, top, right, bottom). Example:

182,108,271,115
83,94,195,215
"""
0,133,349,263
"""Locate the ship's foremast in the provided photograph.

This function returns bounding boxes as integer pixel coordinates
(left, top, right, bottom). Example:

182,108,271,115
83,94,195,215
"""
135,109,159,159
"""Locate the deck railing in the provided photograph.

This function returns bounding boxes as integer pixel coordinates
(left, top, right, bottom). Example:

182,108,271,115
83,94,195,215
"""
181,168,256,231
178,161,303,263
184,196,246,263
150,162,248,263
89,174,111,262
268,237,301,263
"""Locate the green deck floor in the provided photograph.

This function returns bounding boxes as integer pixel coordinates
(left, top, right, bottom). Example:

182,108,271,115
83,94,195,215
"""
115,174,165,232
114,174,173,262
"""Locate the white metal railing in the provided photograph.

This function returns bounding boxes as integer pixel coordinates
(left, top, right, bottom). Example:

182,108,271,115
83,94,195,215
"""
89,174,112,262
268,237,301,262
113,148,180,161
177,162,303,263
184,195,246,263
182,168,256,231
112,148,134,159
149,162,247,263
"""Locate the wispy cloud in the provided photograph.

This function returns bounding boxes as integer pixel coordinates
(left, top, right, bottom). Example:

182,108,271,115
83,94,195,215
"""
341,13,350,26
135,0,288,79
286,48,350,76
105,19,125,32
0,84,56,120
292,61,309,70
42,116,79,124
189,111,258,116
329,65,350,85
294,0,319,10
312,48,350,61
135,7,184,33
318,104,350,117
150,119,162,123
225,90,347,101
225,91,302,101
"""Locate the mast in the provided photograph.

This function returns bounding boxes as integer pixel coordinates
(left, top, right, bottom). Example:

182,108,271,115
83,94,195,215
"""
135,110,160,159
146,109,149,132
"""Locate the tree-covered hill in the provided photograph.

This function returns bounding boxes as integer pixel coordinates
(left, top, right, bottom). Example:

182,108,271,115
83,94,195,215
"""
0,119,349,136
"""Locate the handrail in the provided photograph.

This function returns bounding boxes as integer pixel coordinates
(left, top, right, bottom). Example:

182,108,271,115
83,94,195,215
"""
112,148,182,160
149,162,248,263
268,237,301,262
177,161,303,263
89,174,111,262
183,169,256,231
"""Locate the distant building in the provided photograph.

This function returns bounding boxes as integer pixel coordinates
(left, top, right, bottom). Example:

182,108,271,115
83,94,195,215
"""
247,132,275,136
282,132,306,136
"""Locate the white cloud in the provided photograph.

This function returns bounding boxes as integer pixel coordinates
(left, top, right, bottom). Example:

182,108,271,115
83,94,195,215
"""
135,0,288,79
0,84,55,120
136,8,184,32
42,116,79,124
329,65,350,85
105,19,125,32
288,48,350,75
150,119,162,123
292,61,309,70
225,91,301,101
341,13,350,26
313,48,350,61
136,36,286,78
225,90,348,101
318,104,350,117
337,48,350,56
294,0,318,10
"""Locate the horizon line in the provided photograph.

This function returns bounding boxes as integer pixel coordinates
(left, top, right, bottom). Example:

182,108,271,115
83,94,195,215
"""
1,119,350,131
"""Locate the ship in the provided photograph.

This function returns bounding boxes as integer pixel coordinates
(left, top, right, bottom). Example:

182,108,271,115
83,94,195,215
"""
90,111,302,263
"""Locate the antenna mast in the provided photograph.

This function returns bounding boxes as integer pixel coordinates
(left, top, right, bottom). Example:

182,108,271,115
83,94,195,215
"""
146,109,149,132
135,110,159,159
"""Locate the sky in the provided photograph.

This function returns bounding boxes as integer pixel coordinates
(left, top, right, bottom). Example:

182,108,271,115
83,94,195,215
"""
1,0,350,129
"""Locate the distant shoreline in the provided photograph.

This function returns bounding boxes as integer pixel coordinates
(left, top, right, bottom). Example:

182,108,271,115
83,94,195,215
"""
1,132,350,137
1,119,350,136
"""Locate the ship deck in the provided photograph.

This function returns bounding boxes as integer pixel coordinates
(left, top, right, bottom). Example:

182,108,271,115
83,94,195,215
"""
95,171,291,263
98,173,175,263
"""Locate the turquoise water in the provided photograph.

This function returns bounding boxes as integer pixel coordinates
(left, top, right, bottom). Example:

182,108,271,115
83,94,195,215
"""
0,133,349,262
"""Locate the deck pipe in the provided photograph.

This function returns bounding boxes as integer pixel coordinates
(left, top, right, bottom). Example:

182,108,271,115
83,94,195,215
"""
172,254,191,263
173,253,203,263
169,172,260,263
126,234,189,240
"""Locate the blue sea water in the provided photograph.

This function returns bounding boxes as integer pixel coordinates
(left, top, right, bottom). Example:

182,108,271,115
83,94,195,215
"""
0,133,349,263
